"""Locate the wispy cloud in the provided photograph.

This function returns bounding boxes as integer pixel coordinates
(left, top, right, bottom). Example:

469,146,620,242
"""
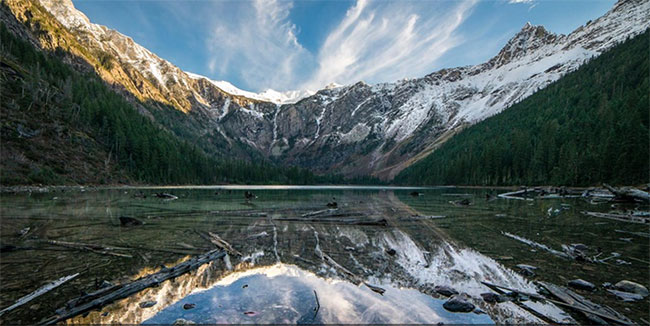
305,0,477,90
206,0,314,91
206,0,477,92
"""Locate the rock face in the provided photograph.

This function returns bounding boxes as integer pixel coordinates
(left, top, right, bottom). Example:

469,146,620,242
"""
4,0,650,179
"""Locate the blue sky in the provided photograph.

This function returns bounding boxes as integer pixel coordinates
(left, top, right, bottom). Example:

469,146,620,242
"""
72,0,616,92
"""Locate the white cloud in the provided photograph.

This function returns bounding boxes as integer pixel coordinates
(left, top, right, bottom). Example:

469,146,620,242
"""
508,0,534,3
305,0,477,90
206,0,314,91
206,0,477,92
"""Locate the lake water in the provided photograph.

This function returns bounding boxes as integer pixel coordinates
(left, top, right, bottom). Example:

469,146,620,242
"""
0,186,647,324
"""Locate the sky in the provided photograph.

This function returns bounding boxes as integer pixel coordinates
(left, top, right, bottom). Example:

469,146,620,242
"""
72,0,616,92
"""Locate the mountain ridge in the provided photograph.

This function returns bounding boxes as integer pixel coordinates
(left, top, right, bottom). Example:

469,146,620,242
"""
4,0,649,180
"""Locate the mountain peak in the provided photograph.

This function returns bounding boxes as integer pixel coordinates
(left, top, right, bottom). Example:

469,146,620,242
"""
489,22,559,68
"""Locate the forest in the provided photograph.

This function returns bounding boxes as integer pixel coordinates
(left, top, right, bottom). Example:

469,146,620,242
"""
396,30,649,186
0,23,361,186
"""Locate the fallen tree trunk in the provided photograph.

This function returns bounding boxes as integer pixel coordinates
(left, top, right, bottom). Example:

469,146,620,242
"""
582,211,649,224
537,281,633,325
41,249,226,325
603,184,650,203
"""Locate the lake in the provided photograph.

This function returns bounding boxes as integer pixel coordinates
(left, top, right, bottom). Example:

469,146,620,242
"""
0,186,647,324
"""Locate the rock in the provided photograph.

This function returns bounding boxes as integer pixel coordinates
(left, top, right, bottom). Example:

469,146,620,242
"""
452,199,471,206
155,193,178,200
0,244,17,253
173,319,196,325
183,303,196,310
326,201,338,208
602,282,613,289
119,216,143,226
614,280,648,297
244,191,256,200
516,264,537,277
139,300,157,308
568,279,596,291
443,296,475,313
385,248,396,256
434,285,459,297
480,292,501,303
607,289,644,302
101,311,109,317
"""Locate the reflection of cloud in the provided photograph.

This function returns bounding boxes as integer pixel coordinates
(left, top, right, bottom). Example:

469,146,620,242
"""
144,264,493,324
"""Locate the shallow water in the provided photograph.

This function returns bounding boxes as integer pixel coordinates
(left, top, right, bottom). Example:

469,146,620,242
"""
0,186,647,324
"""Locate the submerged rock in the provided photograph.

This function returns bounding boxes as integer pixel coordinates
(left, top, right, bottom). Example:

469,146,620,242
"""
139,300,157,308
443,296,475,312
568,279,595,291
480,292,503,303
516,264,537,277
607,289,644,302
183,303,196,310
434,285,459,297
614,280,648,297
119,216,143,226
173,319,196,325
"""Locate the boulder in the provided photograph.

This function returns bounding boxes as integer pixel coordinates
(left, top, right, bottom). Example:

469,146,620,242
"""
443,296,475,313
568,279,596,291
139,300,157,308
614,280,648,297
434,285,459,297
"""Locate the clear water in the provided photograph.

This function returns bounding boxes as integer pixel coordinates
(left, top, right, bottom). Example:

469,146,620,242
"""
0,186,647,324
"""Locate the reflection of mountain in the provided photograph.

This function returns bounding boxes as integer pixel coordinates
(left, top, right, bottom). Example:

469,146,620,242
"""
67,191,570,324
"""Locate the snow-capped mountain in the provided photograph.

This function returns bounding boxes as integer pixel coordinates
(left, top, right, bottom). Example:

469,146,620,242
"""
9,0,649,179
186,72,313,105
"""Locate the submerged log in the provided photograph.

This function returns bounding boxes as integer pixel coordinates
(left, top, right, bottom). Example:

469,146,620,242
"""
274,217,387,226
537,281,633,325
582,211,649,224
0,273,79,316
43,249,226,325
38,240,133,258
207,232,242,256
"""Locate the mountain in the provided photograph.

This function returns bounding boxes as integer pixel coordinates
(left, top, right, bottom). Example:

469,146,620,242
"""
2,0,649,182
0,2,349,185
395,29,649,186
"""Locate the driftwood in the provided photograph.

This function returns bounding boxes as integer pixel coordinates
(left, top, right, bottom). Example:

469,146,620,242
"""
484,281,632,325
603,184,650,203
0,273,79,316
42,249,226,325
581,211,649,224
501,232,571,259
38,240,133,258
274,217,387,226
537,281,633,325
194,230,241,256
481,281,568,324
207,232,242,256
322,254,385,295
